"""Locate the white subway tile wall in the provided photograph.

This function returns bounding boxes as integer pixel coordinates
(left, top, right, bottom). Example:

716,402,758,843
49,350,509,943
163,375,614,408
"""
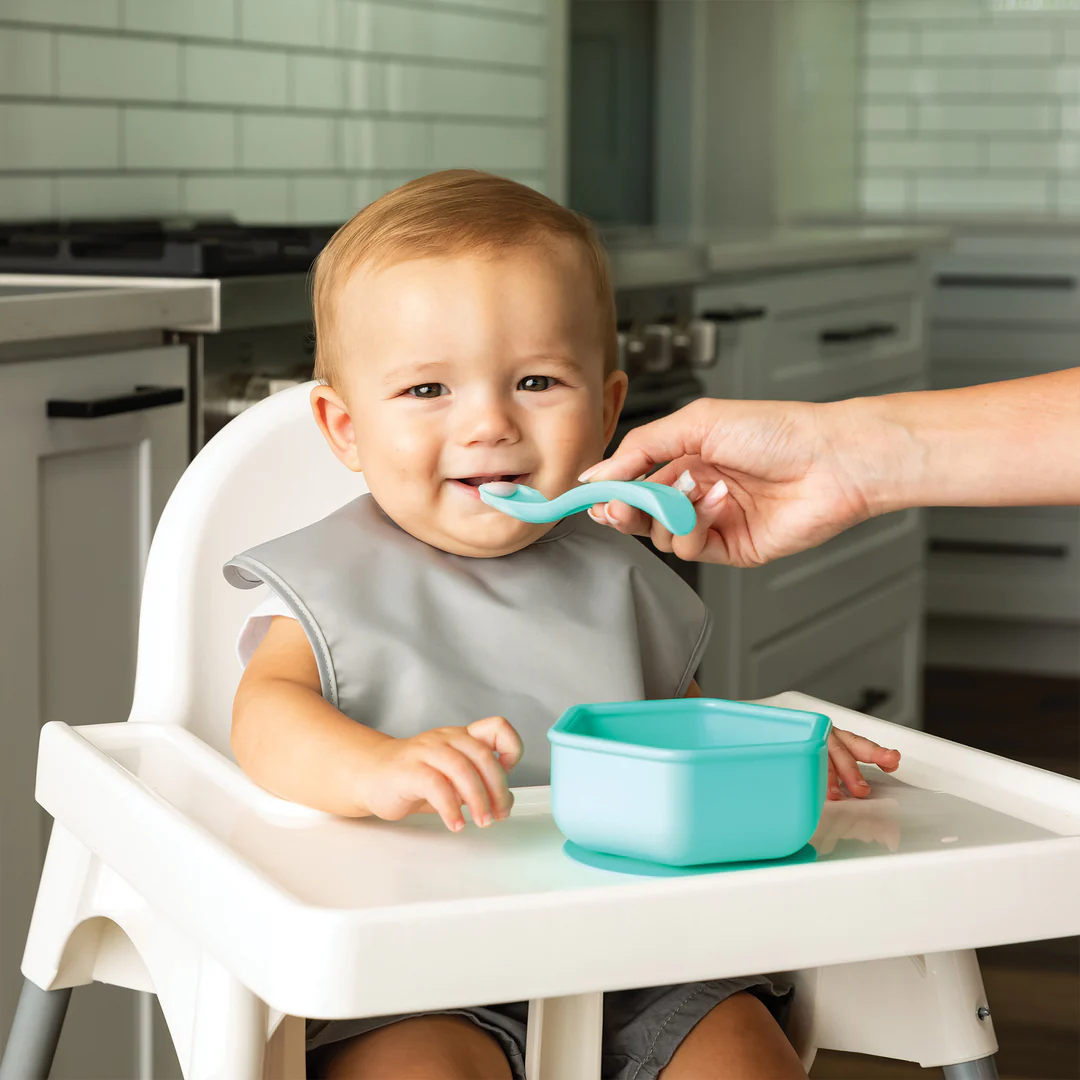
0,0,551,223
861,1,1080,215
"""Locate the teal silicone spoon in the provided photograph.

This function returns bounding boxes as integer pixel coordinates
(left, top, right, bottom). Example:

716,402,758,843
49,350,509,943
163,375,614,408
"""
478,479,697,535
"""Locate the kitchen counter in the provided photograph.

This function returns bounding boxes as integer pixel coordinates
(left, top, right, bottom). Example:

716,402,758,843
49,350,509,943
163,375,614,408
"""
807,210,1080,235
0,274,217,345
699,225,950,277
0,223,949,342
803,213,1080,260
603,225,949,288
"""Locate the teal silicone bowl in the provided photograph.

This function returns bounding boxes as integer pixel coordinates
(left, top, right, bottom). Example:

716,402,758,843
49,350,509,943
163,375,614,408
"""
548,698,831,867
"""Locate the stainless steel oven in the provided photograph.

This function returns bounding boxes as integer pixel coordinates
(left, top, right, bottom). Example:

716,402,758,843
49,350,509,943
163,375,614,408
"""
608,272,719,595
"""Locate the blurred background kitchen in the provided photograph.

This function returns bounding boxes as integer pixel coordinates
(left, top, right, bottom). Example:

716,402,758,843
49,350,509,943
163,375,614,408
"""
0,1,1077,1077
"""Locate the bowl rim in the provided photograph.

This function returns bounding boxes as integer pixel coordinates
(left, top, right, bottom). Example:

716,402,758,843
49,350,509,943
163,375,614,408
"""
547,697,831,763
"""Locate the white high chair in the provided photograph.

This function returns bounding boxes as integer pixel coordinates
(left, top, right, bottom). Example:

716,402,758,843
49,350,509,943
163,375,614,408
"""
3,382,1079,1080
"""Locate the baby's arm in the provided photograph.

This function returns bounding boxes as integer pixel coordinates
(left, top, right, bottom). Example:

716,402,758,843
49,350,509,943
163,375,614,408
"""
233,615,521,828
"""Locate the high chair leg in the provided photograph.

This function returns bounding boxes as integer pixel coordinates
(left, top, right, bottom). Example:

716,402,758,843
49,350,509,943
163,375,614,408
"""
263,1015,307,1080
784,949,998,1071
943,1056,999,1080
0,979,71,1080
525,992,603,1080
187,951,268,1080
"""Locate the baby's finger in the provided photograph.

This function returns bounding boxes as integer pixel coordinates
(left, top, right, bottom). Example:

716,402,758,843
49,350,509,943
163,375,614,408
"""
833,728,902,771
827,760,844,800
457,732,516,820
426,746,494,827
829,735,872,798
411,764,465,832
468,716,524,772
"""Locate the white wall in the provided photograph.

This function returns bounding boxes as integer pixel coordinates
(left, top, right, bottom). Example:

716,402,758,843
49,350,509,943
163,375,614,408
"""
860,0,1080,215
0,0,559,224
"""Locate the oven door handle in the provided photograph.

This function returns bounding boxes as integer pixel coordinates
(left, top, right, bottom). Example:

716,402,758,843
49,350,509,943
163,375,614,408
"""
702,305,767,323
47,384,186,419
819,322,897,345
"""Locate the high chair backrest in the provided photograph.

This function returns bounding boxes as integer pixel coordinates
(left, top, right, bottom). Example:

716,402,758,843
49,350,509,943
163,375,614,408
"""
128,382,367,756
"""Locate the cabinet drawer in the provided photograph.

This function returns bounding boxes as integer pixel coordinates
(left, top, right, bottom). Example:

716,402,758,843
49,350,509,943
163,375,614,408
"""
743,510,924,646
928,507,1080,623
744,571,924,728
698,261,921,318
932,323,1080,375
752,295,923,401
930,253,1080,326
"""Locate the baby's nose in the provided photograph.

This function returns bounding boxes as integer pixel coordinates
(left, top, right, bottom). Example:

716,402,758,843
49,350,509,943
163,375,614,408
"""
461,397,519,443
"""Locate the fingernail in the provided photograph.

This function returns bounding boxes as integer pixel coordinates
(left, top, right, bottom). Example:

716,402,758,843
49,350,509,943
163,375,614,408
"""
604,507,618,526
587,506,604,524
856,779,869,789
674,470,696,495
453,820,464,832
480,814,492,827
578,463,602,482
701,479,728,509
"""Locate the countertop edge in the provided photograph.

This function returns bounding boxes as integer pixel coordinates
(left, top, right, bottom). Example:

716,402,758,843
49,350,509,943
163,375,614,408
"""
0,278,219,344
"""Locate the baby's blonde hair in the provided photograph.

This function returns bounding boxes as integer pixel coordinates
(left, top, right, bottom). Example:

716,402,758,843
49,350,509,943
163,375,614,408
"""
311,170,617,387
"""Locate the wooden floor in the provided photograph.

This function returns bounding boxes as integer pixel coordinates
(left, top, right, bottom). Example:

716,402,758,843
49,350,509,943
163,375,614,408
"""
810,668,1080,1080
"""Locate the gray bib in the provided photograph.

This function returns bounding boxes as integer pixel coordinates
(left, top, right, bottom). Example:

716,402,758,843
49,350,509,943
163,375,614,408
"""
224,494,710,786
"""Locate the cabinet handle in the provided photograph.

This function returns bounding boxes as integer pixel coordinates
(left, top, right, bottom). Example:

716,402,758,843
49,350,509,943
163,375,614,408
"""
929,538,1068,559
851,687,891,714
702,306,767,323
936,273,1076,291
819,322,897,344
46,385,185,419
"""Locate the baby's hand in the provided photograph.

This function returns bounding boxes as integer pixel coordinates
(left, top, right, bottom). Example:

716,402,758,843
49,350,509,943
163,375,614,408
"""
827,727,900,801
361,716,523,832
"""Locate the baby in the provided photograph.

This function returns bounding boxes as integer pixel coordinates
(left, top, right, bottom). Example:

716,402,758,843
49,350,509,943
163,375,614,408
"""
226,171,900,1080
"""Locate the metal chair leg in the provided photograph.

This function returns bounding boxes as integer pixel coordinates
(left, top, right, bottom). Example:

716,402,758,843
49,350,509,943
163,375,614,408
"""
0,978,72,1080
943,1055,1000,1080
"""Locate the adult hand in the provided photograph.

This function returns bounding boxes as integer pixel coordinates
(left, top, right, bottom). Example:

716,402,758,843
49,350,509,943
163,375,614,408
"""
580,371,1080,567
580,397,874,568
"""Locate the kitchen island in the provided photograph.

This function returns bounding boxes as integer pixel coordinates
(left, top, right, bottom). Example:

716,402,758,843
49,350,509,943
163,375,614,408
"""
0,274,214,1080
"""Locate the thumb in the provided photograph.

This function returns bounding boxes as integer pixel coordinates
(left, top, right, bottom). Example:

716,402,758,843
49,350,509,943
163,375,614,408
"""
579,399,715,483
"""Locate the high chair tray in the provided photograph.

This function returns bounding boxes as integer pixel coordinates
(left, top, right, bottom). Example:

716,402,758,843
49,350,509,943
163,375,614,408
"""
35,692,1080,1023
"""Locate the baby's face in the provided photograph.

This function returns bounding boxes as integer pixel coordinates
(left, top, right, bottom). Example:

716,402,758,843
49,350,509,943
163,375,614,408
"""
314,241,627,557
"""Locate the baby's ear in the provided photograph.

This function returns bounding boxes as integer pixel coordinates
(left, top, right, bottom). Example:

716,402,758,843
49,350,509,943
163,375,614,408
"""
310,384,362,472
602,369,629,444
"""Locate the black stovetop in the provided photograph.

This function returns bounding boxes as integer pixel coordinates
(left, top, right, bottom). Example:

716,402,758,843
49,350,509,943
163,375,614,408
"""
0,218,337,278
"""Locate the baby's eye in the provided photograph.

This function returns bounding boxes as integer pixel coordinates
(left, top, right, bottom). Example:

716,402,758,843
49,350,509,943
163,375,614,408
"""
518,375,557,392
407,383,447,398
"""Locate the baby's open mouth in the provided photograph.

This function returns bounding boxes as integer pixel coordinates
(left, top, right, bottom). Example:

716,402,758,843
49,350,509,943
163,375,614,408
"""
454,474,523,487
449,473,526,501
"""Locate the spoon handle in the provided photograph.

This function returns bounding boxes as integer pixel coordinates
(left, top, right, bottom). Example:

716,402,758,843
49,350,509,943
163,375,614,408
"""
555,481,697,535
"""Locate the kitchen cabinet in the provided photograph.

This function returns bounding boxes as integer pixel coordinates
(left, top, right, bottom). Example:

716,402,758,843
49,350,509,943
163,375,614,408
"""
926,239,1080,675
0,345,188,1078
693,257,928,724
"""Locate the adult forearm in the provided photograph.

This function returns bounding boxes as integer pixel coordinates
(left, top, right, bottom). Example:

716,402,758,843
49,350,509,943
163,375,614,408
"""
834,369,1080,516
232,678,391,816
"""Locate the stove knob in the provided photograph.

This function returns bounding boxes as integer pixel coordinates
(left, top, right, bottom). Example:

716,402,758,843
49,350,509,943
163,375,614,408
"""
688,318,719,368
617,319,645,374
642,323,674,373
